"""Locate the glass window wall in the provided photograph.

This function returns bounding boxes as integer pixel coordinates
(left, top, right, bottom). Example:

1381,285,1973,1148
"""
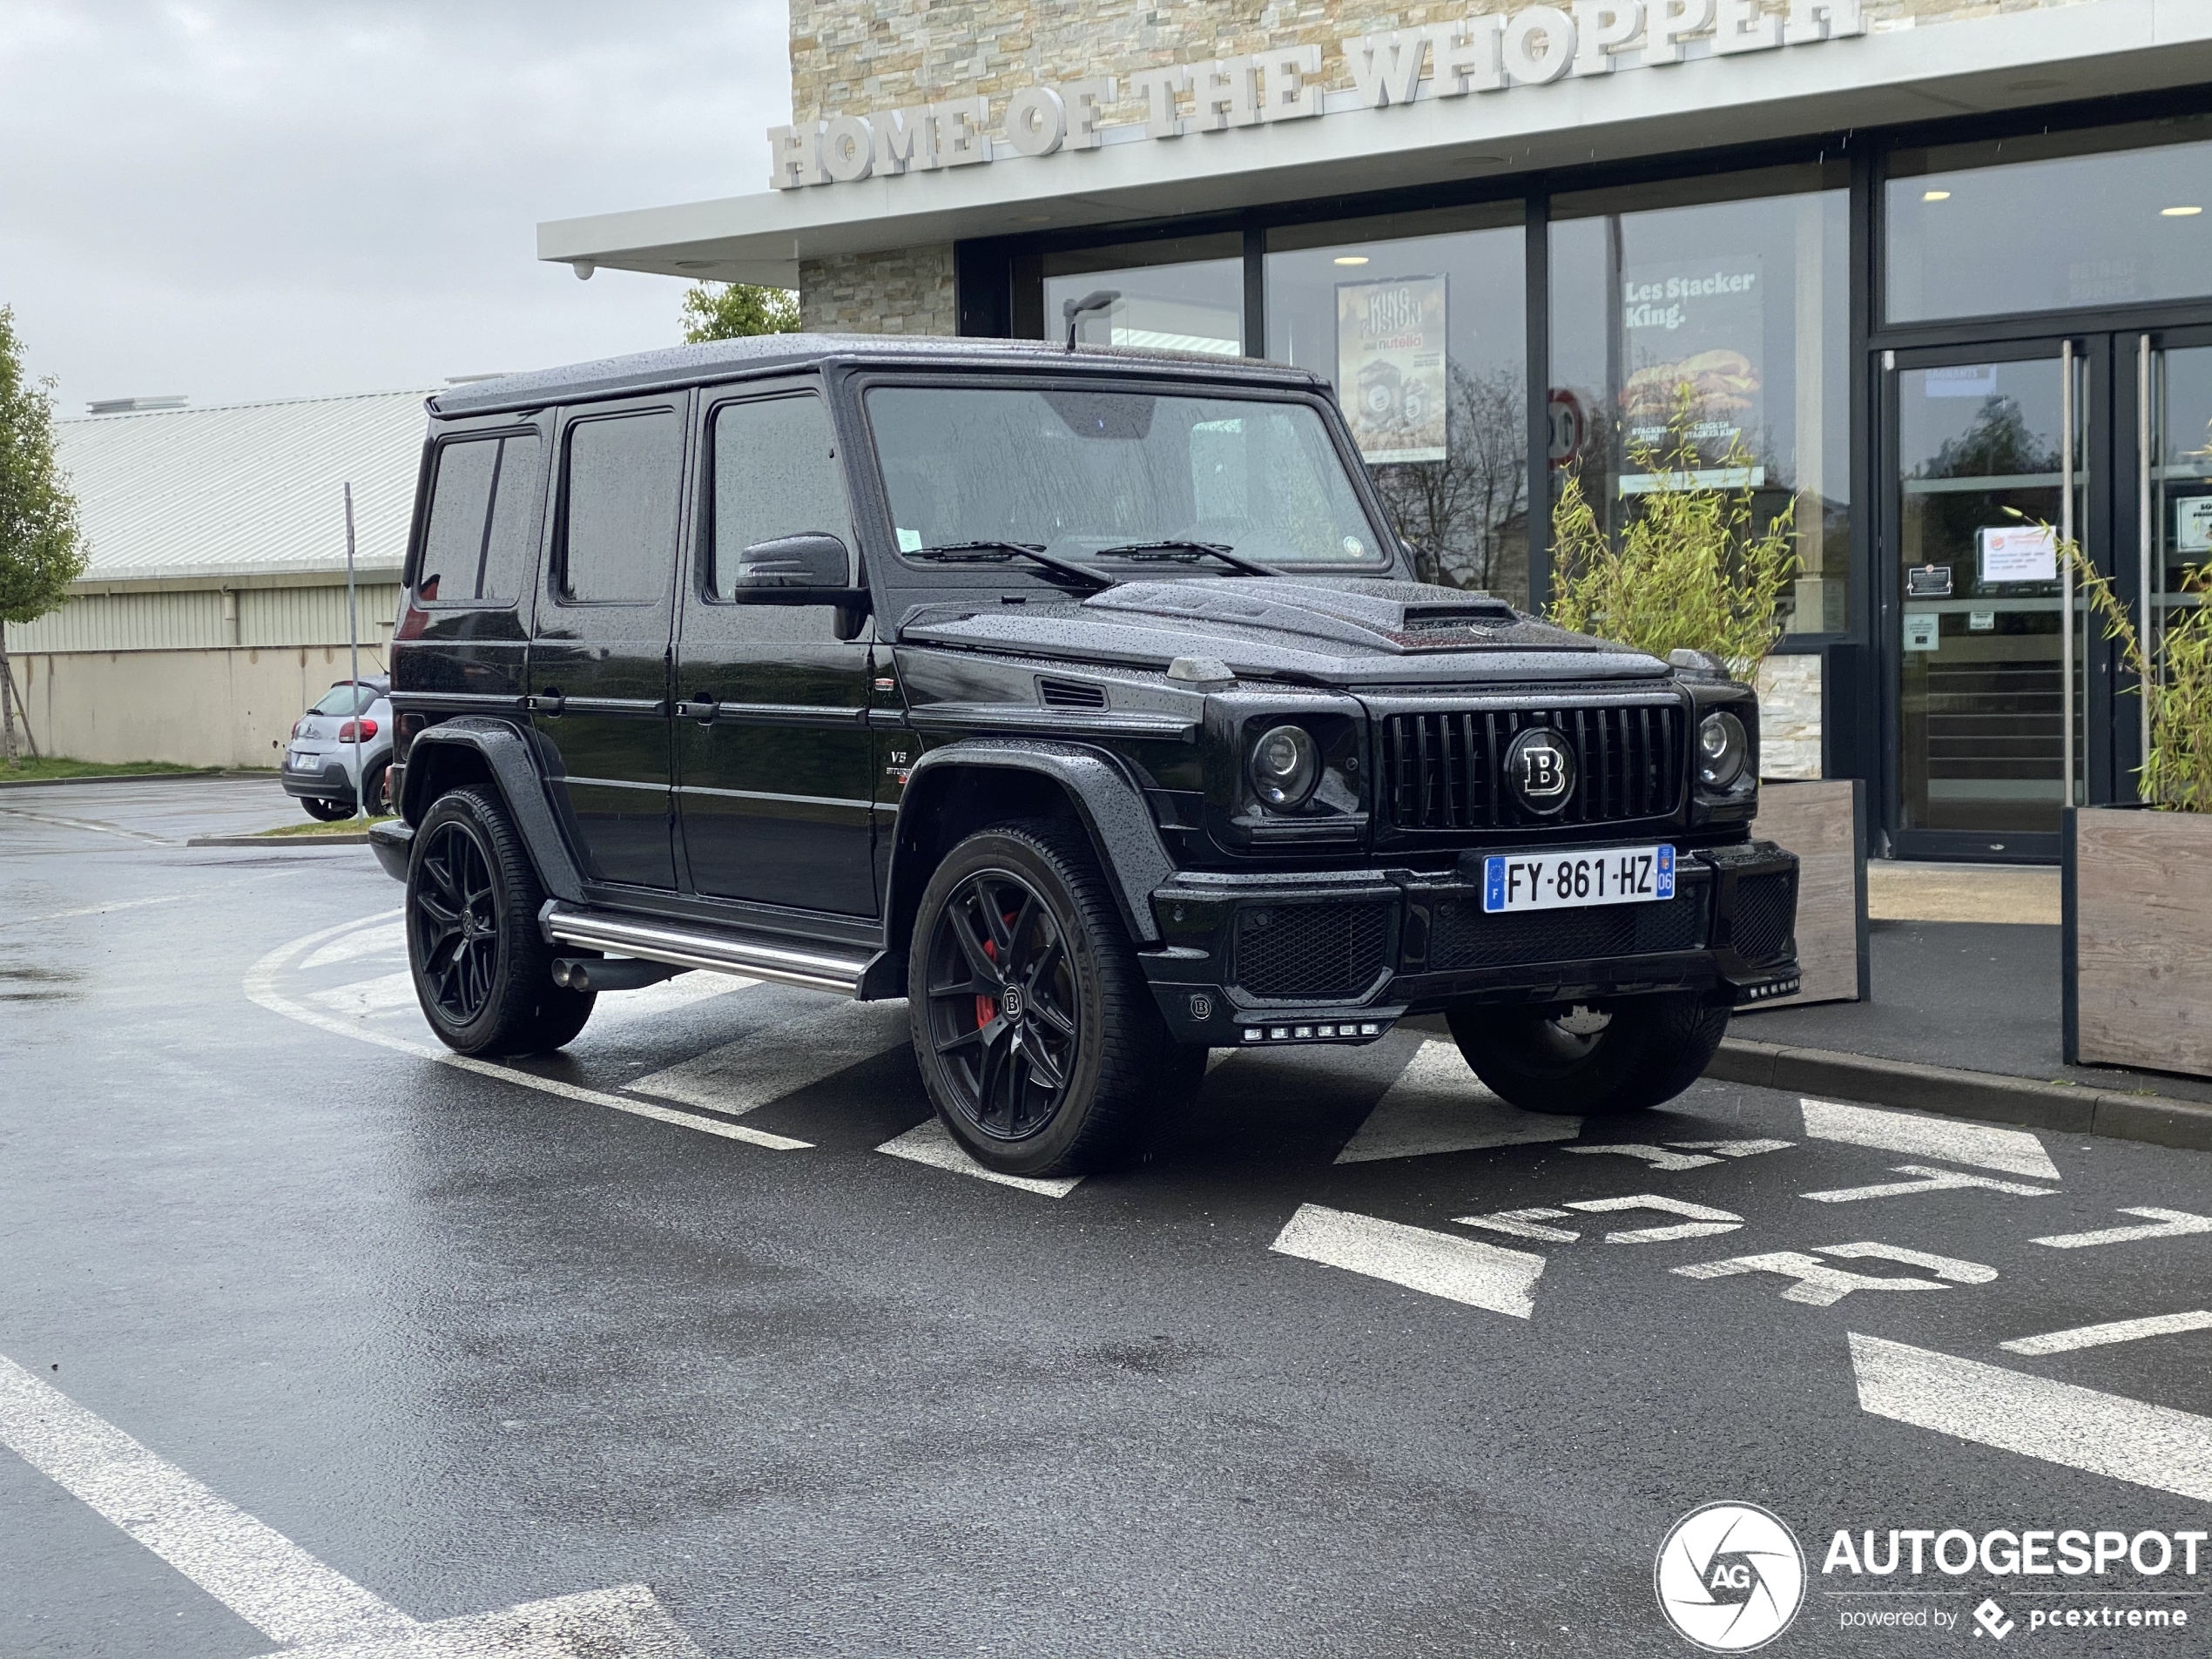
1264,206,1528,604
1550,164,1851,636
1887,118,2212,324
1042,235,1244,356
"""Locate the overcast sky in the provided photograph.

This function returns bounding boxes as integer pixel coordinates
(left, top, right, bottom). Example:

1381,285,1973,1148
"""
0,1,791,414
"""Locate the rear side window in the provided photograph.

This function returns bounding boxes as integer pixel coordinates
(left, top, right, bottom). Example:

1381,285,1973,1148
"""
561,410,681,604
313,684,377,716
711,395,853,599
416,433,543,606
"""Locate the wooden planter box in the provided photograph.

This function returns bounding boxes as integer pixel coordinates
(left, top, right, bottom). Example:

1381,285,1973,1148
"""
2064,805,2212,1077
1746,778,1868,1008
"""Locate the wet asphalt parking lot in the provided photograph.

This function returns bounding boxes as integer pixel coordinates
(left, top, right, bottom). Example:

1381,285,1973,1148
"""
3,778,2209,1659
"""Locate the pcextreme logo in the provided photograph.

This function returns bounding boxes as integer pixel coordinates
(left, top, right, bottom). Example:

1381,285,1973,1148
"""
1656,1502,1808,1652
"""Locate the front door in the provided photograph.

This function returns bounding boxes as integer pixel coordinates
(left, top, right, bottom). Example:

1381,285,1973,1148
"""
1884,331,2212,859
673,385,879,916
529,395,685,890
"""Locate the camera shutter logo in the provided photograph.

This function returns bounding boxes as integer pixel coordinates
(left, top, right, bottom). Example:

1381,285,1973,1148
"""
1654,1502,1805,1652
1505,726,1576,815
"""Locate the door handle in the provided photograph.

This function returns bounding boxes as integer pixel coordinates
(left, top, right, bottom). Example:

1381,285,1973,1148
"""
524,690,565,715
674,697,720,726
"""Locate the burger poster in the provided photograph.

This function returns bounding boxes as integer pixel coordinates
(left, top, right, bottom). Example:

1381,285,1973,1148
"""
1337,274,1447,466
1618,256,1764,479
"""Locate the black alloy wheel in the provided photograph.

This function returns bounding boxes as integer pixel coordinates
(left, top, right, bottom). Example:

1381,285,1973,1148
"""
411,817,500,1024
405,786,594,1056
922,867,1080,1143
907,819,1204,1177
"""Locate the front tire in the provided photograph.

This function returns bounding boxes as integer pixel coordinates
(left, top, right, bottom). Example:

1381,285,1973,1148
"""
1447,991,1730,1116
406,787,595,1056
910,819,1201,1177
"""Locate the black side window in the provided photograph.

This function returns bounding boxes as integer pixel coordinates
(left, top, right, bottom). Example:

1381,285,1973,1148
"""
561,410,681,604
706,395,853,642
417,433,542,606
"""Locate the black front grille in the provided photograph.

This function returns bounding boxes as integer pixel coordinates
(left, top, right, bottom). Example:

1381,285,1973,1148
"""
1233,902,1391,999
1378,704,1685,833
1730,872,1797,961
1428,890,1709,972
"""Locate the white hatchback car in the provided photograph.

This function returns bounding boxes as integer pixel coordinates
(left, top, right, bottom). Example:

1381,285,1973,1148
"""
280,678,393,820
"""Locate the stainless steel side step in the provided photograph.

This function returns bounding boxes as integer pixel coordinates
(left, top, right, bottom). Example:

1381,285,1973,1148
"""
540,904,871,997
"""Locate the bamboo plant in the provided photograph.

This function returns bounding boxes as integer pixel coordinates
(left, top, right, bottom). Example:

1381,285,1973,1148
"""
1547,384,1800,680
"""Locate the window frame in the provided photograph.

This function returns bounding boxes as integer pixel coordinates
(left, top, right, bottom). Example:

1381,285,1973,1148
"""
550,398,687,610
404,418,548,610
698,382,857,606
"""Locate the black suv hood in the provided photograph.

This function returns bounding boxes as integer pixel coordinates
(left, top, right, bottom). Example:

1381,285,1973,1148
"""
896,577,1668,687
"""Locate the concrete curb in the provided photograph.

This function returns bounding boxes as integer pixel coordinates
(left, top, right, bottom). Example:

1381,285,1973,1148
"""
0,769,258,790
185,833,371,847
1708,1037,2212,1153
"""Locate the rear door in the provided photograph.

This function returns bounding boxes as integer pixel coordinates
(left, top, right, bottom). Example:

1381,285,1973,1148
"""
529,395,685,890
673,382,878,914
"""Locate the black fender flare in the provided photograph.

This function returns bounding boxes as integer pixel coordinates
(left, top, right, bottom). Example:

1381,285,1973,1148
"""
399,718,585,903
891,738,1174,948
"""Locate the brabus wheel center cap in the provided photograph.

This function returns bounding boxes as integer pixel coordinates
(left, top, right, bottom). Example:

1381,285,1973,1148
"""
1001,985,1024,1020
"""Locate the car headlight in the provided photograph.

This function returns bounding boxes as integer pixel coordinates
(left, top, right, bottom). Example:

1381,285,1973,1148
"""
1248,723,1320,809
1697,711,1749,790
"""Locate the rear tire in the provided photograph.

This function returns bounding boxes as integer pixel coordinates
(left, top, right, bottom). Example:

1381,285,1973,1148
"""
406,786,595,1056
1446,991,1730,1116
909,818,1202,1177
302,796,351,822
361,760,391,817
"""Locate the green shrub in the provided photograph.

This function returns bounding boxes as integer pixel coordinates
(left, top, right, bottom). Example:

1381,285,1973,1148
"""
1547,386,1798,678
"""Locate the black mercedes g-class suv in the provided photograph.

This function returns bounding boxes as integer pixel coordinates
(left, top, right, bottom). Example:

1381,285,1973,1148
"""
371,334,1798,1177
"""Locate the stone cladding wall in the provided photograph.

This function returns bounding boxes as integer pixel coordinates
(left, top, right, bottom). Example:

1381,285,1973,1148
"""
799,244,959,334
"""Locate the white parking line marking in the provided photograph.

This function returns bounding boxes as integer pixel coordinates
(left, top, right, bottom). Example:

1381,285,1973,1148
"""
1457,1206,1581,1243
1670,1138,1795,1159
0,1352,705,1657
1799,1098,2061,1181
300,920,407,969
0,1352,416,1645
1675,1241,1993,1306
875,1116,1084,1197
1271,1203,1545,1318
1561,1194,1743,1244
1568,1144,1721,1171
0,894,186,928
2000,1311,2212,1357
2033,1207,2212,1250
629,999,905,1114
1849,1332,2212,1504
314,970,421,1016
1801,1163,2056,1204
0,804,179,845
246,917,809,1151
1334,1039,1580,1163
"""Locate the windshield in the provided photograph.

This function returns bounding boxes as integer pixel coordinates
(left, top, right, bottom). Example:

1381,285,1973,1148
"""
866,386,1388,571
312,685,378,717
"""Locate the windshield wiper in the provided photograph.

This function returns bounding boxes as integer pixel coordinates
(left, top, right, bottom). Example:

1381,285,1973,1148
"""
1092,540,1284,578
907,541,1116,592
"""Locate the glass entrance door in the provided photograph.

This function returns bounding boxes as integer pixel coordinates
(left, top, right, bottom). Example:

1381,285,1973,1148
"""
1885,329,2212,858
1887,343,2088,858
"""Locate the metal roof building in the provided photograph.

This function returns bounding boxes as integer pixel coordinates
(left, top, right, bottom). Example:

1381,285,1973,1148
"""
4,390,434,768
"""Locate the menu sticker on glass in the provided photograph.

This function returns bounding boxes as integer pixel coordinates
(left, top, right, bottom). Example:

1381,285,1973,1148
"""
2178,496,2212,554
1978,524,2058,583
1337,275,1447,465
1619,256,1763,471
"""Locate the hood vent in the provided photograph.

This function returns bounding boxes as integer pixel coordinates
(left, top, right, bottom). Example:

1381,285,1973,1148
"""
1038,676,1109,710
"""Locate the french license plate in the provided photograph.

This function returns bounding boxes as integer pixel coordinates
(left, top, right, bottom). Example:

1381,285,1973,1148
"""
287,749,314,772
1482,845,1675,914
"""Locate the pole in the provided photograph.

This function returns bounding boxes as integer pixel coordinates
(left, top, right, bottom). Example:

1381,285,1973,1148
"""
0,621,17,765
344,482,362,817
2138,333,2154,796
2060,341,2075,811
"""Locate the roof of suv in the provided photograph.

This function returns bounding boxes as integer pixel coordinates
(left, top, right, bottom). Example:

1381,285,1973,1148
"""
428,334,1327,420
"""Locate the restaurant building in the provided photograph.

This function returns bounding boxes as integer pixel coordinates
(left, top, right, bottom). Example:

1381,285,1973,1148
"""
540,0,2212,863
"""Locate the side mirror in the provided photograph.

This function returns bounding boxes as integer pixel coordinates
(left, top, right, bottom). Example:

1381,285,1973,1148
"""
732,532,851,590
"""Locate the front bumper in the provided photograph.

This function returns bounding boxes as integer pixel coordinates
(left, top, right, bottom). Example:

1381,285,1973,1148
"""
368,819,414,881
1141,840,1800,1048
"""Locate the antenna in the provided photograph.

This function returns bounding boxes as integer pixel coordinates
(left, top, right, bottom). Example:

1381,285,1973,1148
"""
1062,288,1121,353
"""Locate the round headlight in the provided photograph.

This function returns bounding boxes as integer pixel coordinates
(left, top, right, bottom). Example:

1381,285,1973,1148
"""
1697,711,1749,790
1248,723,1320,809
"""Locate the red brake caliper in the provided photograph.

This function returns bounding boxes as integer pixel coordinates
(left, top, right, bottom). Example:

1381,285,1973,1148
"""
974,933,999,1029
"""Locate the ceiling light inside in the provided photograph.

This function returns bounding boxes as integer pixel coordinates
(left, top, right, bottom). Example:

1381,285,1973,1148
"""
2161,205,2203,217
1333,255,1371,266
1923,190,1952,202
